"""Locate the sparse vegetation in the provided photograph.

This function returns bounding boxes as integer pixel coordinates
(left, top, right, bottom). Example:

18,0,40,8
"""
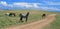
0,10,57,29
48,13,60,29
42,13,60,29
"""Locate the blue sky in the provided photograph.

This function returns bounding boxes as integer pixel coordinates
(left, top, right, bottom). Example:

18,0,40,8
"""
0,0,60,11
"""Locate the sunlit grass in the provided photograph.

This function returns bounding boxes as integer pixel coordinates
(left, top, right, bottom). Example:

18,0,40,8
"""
0,10,53,29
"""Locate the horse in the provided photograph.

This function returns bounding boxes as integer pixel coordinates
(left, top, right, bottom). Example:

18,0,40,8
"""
5,13,16,17
5,13,10,16
19,12,29,22
42,14,46,19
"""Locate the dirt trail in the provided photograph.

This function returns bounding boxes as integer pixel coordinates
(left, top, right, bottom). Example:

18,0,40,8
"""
4,14,56,29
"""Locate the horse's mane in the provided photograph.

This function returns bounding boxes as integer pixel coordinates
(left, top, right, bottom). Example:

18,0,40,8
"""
26,12,29,16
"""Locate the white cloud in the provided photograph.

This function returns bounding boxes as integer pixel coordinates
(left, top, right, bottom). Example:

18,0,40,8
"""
13,2,40,8
0,1,60,11
43,1,60,5
47,2,60,5
0,1,13,8
0,1,7,6
33,3,39,8
13,2,33,7
0,1,40,8
40,6,60,11
8,4,13,7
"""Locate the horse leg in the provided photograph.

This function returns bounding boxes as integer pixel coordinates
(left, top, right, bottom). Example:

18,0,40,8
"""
42,16,45,19
44,16,46,19
26,17,28,22
14,14,16,16
19,17,23,22
9,14,11,16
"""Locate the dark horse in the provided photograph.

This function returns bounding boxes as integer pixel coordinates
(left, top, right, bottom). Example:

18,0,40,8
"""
5,13,16,16
19,12,29,22
9,13,16,16
42,14,46,19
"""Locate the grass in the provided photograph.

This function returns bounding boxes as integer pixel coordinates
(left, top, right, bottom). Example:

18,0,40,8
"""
0,10,49,29
49,13,60,29
0,10,55,29
42,13,60,29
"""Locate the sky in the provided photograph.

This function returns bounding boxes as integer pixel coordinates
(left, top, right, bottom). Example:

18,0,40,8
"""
0,0,60,11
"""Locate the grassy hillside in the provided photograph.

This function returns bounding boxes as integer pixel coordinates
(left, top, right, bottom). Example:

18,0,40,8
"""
0,10,54,29
42,13,60,29
49,13,60,29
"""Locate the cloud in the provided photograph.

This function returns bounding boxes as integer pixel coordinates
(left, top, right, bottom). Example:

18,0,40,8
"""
47,2,60,5
0,1,13,8
0,1,7,6
40,6,60,11
13,2,40,8
13,2,33,7
33,3,39,8
43,1,60,5
0,1,40,8
0,1,60,11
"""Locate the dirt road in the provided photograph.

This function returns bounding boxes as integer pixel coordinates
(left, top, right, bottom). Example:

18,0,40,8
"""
4,14,56,29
